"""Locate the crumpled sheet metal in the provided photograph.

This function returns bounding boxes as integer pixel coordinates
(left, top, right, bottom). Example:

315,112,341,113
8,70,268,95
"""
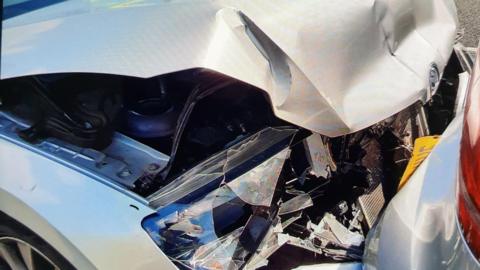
310,214,364,249
245,211,365,269
1,0,458,136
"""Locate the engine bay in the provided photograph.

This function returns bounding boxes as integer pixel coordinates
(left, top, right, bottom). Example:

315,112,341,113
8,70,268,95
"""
0,52,464,269
0,70,285,193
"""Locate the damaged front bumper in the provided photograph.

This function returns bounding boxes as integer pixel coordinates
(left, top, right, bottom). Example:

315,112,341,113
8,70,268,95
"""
138,45,478,270
142,127,367,269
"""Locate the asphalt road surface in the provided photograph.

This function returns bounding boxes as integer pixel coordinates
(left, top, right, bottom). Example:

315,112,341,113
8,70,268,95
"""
456,0,480,47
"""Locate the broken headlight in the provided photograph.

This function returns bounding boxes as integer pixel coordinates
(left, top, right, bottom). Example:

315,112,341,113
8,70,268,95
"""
142,128,296,269
142,126,372,269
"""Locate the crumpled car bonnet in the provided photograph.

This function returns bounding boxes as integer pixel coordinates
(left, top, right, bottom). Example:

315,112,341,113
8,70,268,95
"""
1,0,458,136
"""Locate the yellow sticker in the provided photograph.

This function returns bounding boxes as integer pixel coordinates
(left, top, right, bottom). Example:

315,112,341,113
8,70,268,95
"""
398,136,440,190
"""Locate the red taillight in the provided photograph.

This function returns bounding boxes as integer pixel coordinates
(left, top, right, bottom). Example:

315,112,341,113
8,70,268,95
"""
459,46,480,258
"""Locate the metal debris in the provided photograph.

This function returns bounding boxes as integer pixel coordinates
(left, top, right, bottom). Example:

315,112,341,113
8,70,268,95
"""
304,134,337,178
310,213,364,248
278,194,314,215
227,149,290,206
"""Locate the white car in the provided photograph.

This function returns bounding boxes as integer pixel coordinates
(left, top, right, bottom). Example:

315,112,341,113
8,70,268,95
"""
0,1,478,269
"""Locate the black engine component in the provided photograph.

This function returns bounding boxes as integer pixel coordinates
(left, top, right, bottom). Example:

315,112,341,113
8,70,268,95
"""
123,97,180,139
121,77,183,139
3,75,122,149
164,79,282,178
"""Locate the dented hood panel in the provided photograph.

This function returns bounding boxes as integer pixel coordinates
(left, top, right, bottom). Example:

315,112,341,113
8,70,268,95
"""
1,0,458,136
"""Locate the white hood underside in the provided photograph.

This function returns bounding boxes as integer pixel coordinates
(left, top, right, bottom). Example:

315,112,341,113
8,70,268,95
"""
1,0,458,137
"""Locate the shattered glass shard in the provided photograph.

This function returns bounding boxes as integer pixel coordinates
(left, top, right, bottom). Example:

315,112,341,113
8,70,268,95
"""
148,127,297,208
226,149,290,206
189,227,247,270
278,193,314,215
